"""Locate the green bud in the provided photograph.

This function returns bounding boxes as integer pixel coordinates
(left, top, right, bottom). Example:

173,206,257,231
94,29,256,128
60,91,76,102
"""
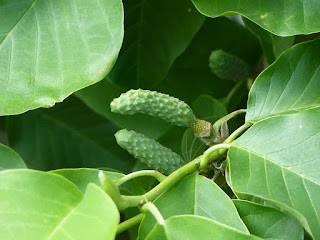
115,129,185,175
209,50,250,82
190,119,212,138
110,89,196,127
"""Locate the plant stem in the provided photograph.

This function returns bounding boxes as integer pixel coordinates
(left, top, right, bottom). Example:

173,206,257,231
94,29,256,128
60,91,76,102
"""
140,202,164,225
116,213,145,235
115,170,166,187
224,122,252,144
200,144,230,171
212,109,247,134
122,158,199,208
118,123,252,210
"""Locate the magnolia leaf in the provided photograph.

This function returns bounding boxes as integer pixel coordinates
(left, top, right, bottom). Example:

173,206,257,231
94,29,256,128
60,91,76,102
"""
234,200,304,240
228,108,320,239
0,169,119,240
7,97,134,172
155,17,261,103
191,0,320,36
145,215,260,240
243,19,294,64
51,168,146,195
0,0,123,115
0,143,26,170
181,129,207,163
191,95,228,124
108,0,204,88
138,174,248,239
246,39,320,123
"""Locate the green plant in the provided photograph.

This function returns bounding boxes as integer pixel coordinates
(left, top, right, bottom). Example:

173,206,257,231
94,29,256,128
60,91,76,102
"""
1,0,320,239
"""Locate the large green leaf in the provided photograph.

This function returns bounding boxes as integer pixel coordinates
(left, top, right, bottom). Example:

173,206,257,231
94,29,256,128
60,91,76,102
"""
0,0,123,115
228,108,320,239
234,200,304,240
155,17,261,103
75,78,170,139
246,39,320,123
181,129,207,163
138,174,248,239
0,169,119,240
108,0,204,89
7,97,133,172
191,95,228,124
145,215,260,240
244,19,294,64
0,143,26,170
191,0,320,36
51,168,146,195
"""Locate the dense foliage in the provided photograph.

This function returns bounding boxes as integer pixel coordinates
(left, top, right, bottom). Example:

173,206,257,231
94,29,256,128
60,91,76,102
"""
1,0,320,239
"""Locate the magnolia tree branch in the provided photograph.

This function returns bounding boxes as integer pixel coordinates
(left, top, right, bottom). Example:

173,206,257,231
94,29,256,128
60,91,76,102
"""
111,123,252,211
117,213,145,234
115,170,166,187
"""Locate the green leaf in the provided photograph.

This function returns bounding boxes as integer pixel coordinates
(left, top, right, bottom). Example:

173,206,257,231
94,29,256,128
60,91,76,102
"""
181,129,207,162
108,0,204,88
233,200,304,240
157,126,186,157
75,78,171,139
0,169,119,240
0,0,123,115
243,19,294,64
191,95,228,123
155,17,261,103
191,0,320,36
51,168,146,195
0,143,26,170
145,215,260,240
246,39,320,123
138,174,248,239
228,108,320,239
7,97,134,172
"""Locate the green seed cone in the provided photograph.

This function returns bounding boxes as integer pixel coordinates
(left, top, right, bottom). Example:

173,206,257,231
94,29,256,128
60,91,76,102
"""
209,50,250,82
110,89,196,127
115,129,185,175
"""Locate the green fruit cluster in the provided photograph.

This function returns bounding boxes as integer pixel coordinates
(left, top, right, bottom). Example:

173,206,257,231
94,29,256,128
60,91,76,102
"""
115,129,185,175
110,89,197,127
209,50,250,82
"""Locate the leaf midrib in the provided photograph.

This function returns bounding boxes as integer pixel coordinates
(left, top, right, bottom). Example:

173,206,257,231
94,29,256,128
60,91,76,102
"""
231,145,320,188
247,104,320,124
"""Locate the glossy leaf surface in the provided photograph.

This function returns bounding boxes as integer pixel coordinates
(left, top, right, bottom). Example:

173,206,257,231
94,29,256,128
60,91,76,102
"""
246,39,320,123
145,215,260,240
7,97,133,172
191,0,320,36
0,0,123,115
234,200,304,240
228,108,320,239
0,143,26,170
108,0,204,88
244,19,294,64
191,95,228,124
51,168,145,195
181,129,207,163
138,174,248,239
155,17,261,103
0,170,119,240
